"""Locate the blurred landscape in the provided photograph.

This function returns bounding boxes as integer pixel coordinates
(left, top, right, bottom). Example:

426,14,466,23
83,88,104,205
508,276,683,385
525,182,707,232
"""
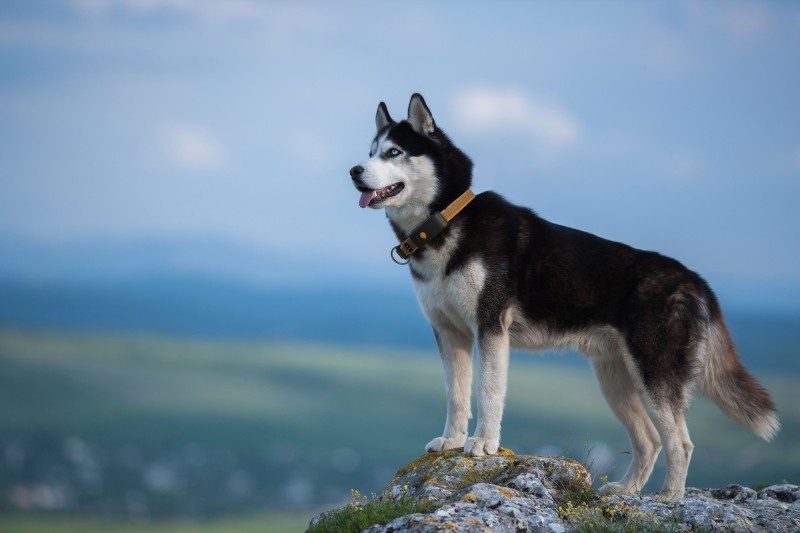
1,1,799,531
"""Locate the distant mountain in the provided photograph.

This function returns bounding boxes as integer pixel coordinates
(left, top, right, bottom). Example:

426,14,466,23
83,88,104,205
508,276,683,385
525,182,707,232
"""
0,237,376,287
0,275,797,373
2,237,798,311
0,237,797,371
0,276,434,349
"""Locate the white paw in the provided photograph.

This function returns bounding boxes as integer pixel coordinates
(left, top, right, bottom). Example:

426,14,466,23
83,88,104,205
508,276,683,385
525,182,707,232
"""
599,482,636,496
657,488,685,502
464,436,499,457
425,436,466,453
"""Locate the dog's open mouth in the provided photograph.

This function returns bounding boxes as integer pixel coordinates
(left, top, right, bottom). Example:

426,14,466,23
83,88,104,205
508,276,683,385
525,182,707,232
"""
358,182,404,208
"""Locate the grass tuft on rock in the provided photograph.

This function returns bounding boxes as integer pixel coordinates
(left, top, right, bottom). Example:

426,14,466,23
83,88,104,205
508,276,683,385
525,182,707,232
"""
559,500,682,533
560,487,598,506
307,494,435,533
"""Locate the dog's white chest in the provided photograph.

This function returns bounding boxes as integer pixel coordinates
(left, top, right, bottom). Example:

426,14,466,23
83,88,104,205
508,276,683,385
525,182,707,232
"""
410,238,486,335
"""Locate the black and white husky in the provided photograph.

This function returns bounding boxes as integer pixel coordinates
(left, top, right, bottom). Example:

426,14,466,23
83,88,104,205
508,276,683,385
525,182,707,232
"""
349,93,779,500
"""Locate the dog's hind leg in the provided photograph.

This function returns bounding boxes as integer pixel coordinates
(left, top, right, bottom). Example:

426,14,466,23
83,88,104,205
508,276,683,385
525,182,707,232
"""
593,356,661,495
643,395,692,501
677,414,694,481
626,283,704,500
426,324,474,453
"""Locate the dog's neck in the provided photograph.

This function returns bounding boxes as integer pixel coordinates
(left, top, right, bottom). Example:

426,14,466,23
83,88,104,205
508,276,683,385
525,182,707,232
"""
385,203,433,236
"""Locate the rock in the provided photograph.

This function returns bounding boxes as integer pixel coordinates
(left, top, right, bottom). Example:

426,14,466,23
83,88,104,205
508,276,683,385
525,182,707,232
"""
307,509,334,530
758,483,800,503
364,483,565,533
508,472,553,504
376,448,589,507
711,484,757,502
308,449,800,532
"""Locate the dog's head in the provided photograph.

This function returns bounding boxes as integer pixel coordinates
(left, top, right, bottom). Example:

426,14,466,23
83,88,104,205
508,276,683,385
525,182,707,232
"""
350,94,472,216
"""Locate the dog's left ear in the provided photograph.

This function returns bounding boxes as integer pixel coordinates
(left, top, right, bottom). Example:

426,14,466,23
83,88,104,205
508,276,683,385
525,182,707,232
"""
376,102,394,131
407,93,436,136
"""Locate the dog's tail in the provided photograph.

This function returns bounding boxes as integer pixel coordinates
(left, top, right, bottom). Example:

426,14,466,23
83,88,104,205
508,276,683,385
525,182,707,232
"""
699,305,779,441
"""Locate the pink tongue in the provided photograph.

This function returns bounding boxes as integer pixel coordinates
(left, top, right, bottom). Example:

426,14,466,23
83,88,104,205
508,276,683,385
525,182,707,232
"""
359,190,378,208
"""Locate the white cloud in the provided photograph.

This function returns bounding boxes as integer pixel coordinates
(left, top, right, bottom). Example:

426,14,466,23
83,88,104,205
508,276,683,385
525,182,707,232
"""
159,122,227,172
452,86,581,151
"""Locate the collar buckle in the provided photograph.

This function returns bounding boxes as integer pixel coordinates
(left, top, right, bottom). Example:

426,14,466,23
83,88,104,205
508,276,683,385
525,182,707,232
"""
398,238,418,257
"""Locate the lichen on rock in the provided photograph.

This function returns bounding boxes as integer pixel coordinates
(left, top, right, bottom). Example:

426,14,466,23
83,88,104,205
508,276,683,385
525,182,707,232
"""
308,448,800,532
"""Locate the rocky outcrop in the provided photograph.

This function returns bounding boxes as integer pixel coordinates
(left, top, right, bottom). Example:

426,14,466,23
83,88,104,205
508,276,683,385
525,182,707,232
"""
309,448,800,532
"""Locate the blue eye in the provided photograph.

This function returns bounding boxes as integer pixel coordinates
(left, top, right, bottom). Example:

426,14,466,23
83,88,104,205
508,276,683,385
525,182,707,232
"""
386,148,401,158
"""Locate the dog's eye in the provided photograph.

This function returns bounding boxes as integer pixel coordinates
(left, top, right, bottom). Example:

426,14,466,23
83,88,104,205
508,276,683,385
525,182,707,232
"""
386,148,401,158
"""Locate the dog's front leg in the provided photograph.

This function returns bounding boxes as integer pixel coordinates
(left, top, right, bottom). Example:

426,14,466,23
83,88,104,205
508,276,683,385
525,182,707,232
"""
425,325,473,453
465,324,510,457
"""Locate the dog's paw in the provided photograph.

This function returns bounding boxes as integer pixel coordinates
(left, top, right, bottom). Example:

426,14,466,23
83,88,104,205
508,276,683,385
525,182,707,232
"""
656,487,685,502
464,436,499,457
425,436,465,453
599,481,636,496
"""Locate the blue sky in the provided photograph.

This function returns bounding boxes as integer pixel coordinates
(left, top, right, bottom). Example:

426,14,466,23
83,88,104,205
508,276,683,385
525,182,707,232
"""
0,1,798,301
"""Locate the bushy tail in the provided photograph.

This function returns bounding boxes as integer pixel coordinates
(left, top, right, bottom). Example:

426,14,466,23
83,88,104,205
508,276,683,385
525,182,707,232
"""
699,315,780,441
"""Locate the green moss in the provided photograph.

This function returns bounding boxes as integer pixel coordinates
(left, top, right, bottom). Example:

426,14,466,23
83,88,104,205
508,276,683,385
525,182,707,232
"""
550,461,592,494
393,448,516,484
452,463,508,491
307,495,435,533
393,448,463,478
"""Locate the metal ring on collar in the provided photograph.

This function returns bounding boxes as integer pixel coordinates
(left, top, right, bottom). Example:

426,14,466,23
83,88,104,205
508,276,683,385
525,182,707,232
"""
390,246,410,265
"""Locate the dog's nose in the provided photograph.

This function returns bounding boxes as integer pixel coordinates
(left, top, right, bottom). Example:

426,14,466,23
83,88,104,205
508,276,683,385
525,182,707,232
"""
350,165,364,179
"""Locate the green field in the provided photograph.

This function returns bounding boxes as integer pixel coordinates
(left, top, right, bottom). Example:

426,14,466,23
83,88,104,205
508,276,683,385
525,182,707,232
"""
0,327,797,531
0,512,310,533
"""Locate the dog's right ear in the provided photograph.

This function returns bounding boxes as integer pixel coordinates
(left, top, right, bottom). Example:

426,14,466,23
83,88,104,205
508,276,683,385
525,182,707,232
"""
375,102,394,131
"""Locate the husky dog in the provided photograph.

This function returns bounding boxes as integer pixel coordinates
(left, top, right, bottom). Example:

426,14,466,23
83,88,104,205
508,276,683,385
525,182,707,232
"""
349,93,779,500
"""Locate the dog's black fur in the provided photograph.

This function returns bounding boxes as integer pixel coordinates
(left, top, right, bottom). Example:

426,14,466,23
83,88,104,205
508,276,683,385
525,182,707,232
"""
380,94,775,421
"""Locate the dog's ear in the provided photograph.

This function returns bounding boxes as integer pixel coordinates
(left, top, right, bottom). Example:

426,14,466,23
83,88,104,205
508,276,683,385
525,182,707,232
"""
375,102,394,131
407,93,436,136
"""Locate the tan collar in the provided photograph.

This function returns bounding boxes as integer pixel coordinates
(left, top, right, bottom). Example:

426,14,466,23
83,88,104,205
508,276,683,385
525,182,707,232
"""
391,189,476,264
